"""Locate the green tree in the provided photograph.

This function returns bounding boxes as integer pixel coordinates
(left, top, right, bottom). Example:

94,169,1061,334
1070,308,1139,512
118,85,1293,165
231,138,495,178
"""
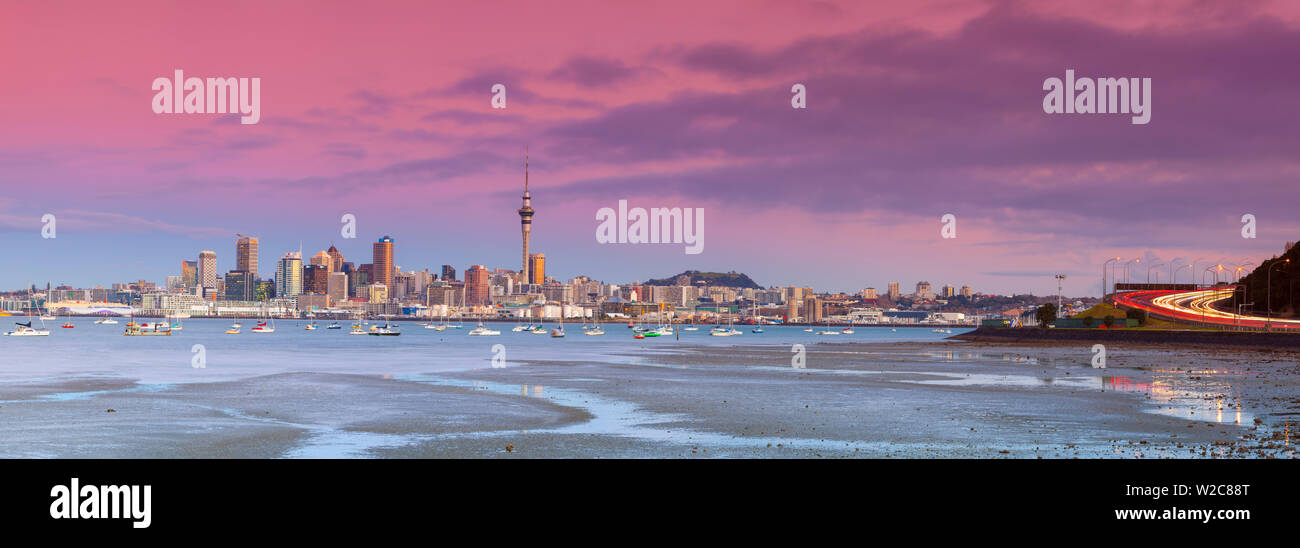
1125,308,1147,326
1103,315,1116,328
1036,303,1057,327
1082,316,1095,328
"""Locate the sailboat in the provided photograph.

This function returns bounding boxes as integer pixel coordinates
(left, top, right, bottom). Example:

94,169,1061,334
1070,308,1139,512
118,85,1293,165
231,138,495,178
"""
369,322,401,336
326,321,342,330
585,315,605,336
305,321,318,331
94,317,119,325
816,316,840,336
841,318,854,335
5,318,50,337
251,306,275,333
551,305,566,338
468,311,500,336
60,314,74,329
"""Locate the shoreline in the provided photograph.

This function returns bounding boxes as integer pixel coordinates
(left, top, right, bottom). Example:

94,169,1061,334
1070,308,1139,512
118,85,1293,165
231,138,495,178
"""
950,326,1300,351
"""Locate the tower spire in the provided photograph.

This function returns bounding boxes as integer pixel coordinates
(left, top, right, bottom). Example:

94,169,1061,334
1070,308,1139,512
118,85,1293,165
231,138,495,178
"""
525,146,529,193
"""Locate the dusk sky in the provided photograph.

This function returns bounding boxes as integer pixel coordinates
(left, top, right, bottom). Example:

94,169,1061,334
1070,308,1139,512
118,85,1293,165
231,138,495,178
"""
3,0,1299,296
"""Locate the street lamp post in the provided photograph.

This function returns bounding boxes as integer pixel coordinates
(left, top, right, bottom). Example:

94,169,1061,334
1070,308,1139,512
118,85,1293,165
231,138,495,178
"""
1123,259,1140,287
1103,257,1120,300
1149,262,1166,284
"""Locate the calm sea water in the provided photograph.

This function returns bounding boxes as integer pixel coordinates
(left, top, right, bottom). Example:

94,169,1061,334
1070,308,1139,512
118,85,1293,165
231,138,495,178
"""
0,319,971,384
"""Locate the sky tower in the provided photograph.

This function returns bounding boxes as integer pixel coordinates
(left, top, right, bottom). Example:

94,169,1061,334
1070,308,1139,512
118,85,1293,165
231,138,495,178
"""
518,150,534,287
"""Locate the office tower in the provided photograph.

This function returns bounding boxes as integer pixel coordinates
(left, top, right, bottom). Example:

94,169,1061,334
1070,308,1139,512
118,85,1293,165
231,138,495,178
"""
276,251,303,298
466,265,490,306
860,287,877,299
942,285,955,298
327,272,348,304
310,250,334,273
368,284,388,303
303,264,330,294
888,282,900,300
441,265,456,281
960,285,973,298
224,270,254,301
198,251,217,289
373,235,394,289
518,151,534,284
236,235,258,278
326,245,345,272
805,297,822,323
528,253,546,285
915,281,932,299
181,260,197,288
354,264,373,297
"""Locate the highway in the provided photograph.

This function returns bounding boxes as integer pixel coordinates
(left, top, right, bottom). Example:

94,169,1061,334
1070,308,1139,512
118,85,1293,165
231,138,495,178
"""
1113,288,1300,330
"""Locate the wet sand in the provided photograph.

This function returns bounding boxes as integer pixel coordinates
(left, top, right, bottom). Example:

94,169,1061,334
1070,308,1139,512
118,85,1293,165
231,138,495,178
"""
1,341,1296,458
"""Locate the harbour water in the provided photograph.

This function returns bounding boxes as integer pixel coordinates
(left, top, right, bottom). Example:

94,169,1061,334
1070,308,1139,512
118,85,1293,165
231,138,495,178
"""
0,320,1292,458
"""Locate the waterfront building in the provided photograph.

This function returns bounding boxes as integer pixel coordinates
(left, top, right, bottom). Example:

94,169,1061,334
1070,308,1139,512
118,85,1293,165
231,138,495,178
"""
327,272,348,304
528,253,546,285
326,245,345,272
181,260,197,288
466,265,490,306
224,270,255,301
236,235,259,278
372,236,394,289
198,251,217,290
276,251,303,298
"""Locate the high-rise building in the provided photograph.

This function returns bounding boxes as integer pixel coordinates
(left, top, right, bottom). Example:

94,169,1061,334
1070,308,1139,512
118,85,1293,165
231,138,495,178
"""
914,281,934,300
528,253,546,285
198,251,218,290
861,287,878,299
310,250,334,273
224,270,255,301
942,285,956,298
303,264,330,294
327,272,348,304
236,235,258,278
960,285,973,298
518,152,535,285
887,282,900,300
326,245,345,273
373,235,394,289
181,260,197,288
466,265,490,306
805,297,822,323
276,251,303,298
441,265,456,281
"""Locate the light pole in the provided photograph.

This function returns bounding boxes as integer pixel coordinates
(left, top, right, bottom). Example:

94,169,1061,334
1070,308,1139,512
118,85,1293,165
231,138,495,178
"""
1149,262,1166,284
1103,257,1120,299
1174,263,1192,286
1123,259,1141,287
1055,274,1066,316
1267,258,1290,332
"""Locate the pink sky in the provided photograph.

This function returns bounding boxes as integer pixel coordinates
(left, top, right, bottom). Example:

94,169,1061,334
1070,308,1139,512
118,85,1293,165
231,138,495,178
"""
3,0,1300,295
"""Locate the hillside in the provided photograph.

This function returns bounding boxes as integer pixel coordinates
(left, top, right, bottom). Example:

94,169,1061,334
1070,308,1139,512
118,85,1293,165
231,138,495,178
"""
643,270,762,289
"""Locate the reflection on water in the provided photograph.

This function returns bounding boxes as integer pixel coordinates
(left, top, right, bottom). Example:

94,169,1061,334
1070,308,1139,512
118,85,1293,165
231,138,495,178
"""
1102,375,1250,425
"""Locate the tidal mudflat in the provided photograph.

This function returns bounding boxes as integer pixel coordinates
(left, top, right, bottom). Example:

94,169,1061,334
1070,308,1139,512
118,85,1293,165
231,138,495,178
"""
2,338,1295,458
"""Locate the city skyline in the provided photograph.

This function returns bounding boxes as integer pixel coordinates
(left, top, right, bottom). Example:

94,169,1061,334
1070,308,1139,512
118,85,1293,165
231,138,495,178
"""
3,1,1300,295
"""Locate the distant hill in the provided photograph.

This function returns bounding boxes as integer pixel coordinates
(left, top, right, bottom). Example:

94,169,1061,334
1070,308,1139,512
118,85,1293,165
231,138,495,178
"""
643,270,762,289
